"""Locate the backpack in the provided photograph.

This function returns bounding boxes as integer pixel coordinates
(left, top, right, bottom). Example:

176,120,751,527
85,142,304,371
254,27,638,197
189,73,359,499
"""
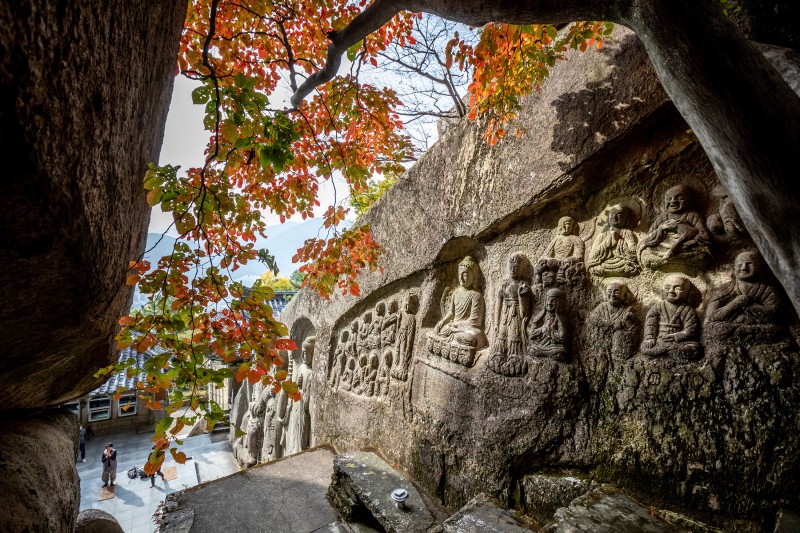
127,466,139,479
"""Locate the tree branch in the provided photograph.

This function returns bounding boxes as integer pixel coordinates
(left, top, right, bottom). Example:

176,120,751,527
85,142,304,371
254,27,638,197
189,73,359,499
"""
289,0,410,108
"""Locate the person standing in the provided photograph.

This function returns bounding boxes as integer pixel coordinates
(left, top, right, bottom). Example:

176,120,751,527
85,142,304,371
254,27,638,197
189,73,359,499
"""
78,425,86,463
149,444,165,488
101,443,117,488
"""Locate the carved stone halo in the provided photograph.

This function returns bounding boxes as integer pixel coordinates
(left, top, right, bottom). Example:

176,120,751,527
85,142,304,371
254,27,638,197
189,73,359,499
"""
597,196,644,230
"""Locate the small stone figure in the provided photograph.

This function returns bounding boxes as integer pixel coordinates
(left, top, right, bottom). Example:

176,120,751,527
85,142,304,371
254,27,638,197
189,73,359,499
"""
358,312,373,358
587,203,640,278
641,275,702,359
364,351,380,396
392,294,419,381
329,329,349,389
539,216,585,284
588,283,638,359
707,185,747,240
705,251,782,344
427,256,487,367
375,350,392,397
488,253,534,376
369,303,385,351
262,390,278,462
280,336,314,456
638,184,712,270
382,300,399,350
527,288,569,362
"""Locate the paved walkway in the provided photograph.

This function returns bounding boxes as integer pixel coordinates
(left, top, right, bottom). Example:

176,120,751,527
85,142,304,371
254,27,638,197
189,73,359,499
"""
78,429,239,533
165,446,340,533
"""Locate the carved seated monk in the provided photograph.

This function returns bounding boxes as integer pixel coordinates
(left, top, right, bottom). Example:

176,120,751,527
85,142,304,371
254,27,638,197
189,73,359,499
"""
428,256,487,364
527,288,569,362
638,185,711,270
587,204,640,278
539,216,585,284
641,274,702,359
705,251,782,344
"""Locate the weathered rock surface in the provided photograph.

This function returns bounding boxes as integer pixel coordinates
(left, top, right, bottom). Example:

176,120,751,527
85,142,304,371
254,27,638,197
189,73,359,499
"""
442,495,533,532
328,451,443,533
0,410,80,532
0,0,186,409
274,27,800,531
74,509,124,533
541,487,679,533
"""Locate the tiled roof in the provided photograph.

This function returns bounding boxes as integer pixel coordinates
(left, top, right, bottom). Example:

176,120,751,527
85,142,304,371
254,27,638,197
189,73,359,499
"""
270,291,296,317
91,339,168,396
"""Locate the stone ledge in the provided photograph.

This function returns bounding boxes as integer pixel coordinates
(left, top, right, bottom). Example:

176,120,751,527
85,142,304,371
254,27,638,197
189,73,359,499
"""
328,451,440,533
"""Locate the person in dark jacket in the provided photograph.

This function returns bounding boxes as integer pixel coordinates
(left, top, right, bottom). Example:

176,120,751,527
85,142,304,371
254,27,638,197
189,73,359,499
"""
101,443,117,487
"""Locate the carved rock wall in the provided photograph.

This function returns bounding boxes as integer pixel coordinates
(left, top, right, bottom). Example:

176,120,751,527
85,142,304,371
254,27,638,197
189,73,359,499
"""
0,0,186,409
279,29,800,529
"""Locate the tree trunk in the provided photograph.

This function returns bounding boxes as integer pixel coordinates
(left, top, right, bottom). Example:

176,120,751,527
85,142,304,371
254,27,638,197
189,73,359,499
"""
621,0,800,317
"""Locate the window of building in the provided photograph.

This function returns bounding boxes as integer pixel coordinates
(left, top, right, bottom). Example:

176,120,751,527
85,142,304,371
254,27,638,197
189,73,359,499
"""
117,393,138,417
88,396,111,422
61,401,80,419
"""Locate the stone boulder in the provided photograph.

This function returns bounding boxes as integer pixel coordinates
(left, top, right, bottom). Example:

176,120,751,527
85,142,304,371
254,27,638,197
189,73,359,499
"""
74,509,124,533
0,0,186,409
0,411,80,532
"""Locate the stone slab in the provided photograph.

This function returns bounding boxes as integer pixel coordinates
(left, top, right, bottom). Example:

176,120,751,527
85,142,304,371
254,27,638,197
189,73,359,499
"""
75,509,124,533
541,487,680,533
774,509,800,533
328,451,438,533
161,446,337,533
442,495,533,532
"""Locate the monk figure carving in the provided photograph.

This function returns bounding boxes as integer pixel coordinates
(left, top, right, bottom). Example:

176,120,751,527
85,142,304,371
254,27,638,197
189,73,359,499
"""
638,184,712,270
527,288,569,362
641,275,702,360
705,251,783,344
539,216,585,284
588,203,640,278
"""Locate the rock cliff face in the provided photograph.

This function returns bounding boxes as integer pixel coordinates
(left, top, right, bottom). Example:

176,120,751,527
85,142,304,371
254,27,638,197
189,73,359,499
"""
278,29,800,529
0,0,186,409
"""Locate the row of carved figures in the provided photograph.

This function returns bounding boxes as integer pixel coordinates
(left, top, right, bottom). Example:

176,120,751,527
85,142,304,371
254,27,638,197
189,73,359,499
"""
538,184,746,285
429,250,787,377
232,336,315,466
328,294,419,399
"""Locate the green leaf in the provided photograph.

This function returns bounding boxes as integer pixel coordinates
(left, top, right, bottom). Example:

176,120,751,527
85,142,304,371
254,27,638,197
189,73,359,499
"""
155,416,173,437
191,86,210,105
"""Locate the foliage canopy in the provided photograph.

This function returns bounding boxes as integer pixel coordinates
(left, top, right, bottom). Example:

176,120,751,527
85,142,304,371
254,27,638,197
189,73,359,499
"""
111,0,612,473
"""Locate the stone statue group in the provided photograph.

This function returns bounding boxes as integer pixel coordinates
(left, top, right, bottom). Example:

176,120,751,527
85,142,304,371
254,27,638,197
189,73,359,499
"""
328,294,419,415
425,183,787,378
232,336,315,466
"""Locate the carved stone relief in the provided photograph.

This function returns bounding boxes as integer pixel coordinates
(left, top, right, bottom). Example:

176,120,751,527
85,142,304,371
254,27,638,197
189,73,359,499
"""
527,288,570,362
705,251,783,345
585,283,638,391
587,202,640,278
641,274,703,360
638,184,712,271
487,253,534,377
707,185,748,242
280,336,314,456
427,256,487,367
537,216,586,286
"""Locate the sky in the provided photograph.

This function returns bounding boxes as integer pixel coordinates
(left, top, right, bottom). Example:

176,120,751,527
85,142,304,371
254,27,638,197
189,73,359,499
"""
152,76,347,237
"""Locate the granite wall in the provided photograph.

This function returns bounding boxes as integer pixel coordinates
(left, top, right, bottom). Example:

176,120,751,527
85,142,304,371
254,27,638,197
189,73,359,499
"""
275,29,800,530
